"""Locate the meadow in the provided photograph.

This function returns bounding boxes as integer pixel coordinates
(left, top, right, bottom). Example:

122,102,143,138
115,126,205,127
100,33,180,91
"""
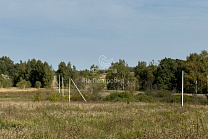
0,91,208,138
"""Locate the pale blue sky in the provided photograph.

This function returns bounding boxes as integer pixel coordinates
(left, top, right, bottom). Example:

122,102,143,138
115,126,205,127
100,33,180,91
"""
0,0,208,70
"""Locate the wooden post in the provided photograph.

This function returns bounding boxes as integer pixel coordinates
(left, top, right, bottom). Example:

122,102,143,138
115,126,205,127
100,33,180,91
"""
71,79,87,103
69,77,71,102
59,75,61,94
182,71,184,107
62,77,64,96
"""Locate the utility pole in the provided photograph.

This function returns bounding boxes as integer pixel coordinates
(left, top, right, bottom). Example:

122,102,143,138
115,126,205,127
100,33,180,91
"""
71,79,87,103
62,77,64,96
59,75,60,94
182,71,184,107
69,77,71,102
207,63,208,94
195,79,198,104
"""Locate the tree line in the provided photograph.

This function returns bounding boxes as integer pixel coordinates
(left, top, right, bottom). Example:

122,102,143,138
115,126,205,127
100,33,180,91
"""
0,50,208,94
134,50,208,94
0,57,54,89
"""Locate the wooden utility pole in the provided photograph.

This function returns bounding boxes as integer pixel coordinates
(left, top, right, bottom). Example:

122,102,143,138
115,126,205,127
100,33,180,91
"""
62,77,64,96
71,79,87,103
69,77,71,102
182,71,184,107
59,75,61,94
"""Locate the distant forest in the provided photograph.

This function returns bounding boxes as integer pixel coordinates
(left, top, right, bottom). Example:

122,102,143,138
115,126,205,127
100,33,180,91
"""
0,50,208,94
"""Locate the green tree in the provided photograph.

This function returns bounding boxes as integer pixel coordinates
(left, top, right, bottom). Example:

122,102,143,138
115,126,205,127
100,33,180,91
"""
72,65,78,81
35,81,42,89
106,60,131,90
155,58,177,91
16,79,31,89
42,62,53,88
57,62,78,87
134,60,157,91
14,61,28,86
0,74,12,88
135,61,148,90
57,62,69,87
174,59,186,92
146,61,157,91
0,56,17,86
185,51,208,94
0,56,16,78
89,65,103,93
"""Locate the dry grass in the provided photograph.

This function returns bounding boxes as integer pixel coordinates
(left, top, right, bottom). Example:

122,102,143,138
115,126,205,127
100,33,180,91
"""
0,87,38,93
0,100,208,138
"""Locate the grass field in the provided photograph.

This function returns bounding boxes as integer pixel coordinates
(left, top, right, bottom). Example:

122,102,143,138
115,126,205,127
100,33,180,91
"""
0,91,208,138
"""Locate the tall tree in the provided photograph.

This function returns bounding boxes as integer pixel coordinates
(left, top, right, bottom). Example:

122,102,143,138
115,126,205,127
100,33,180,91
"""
57,61,77,87
14,61,28,85
135,61,148,90
155,58,177,91
30,60,44,87
174,59,186,92
146,61,157,91
42,62,54,88
106,60,131,90
134,60,157,91
0,56,16,86
185,51,208,94
0,56,16,77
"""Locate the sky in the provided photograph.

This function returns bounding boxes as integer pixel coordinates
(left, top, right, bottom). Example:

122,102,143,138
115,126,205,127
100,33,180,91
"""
0,0,208,70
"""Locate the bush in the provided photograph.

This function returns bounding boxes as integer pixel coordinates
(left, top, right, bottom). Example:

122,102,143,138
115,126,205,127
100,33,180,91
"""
90,92,102,101
144,90,196,104
146,90,171,98
199,98,208,105
26,81,31,88
0,74,12,88
104,92,133,103
71,92,90,101
33,92,42,102
16,79,31,89
48,93,59,102
35,81,41,89
60,95,69,102
134,94,156,103
170,95,207,104
48,93,72,102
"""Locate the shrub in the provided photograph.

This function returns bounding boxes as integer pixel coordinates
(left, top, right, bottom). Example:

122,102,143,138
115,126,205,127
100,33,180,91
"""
134,94,156,103
35,81,41,89
171,95,193,104
90,93,102,101
145,90,171,98
0,74,12,88
60,95,69,102
48,93,59,102
33,92,42,102
26,81,31,88
16,79,31,89
104,92,133,103
71,92,90,101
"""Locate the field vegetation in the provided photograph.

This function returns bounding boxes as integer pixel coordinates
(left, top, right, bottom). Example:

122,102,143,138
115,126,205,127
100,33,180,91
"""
0,97,208,138
0,90,207,138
